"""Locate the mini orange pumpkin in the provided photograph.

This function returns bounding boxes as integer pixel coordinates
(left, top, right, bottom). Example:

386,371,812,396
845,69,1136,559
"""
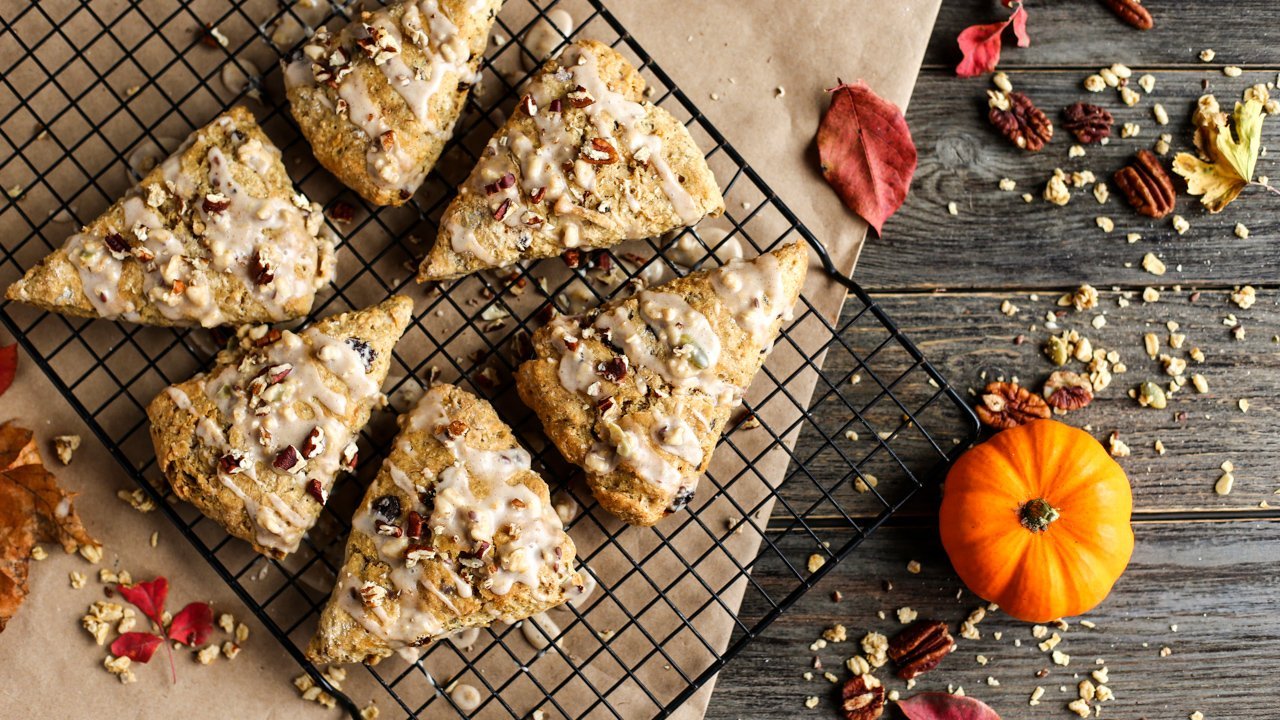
939,419,1133,623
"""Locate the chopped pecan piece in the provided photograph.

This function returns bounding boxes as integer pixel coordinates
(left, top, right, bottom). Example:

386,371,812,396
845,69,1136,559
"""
273,445,305,473
580,137,619,165
988,91,1053,151
494,198,511,221
519,94,538,116
1098,0,1153,30
976,381,1051,429
252,327,282,347
1043,370,1095,411
305,479,328,504
839,675,886,720
566,85,594,108
327,201,356,224
1114,149,1175,218
300,426,325,459
249,251,275,285
202,193,231,214
1061,102,1113,144
887,620,955,680
405,510,424,539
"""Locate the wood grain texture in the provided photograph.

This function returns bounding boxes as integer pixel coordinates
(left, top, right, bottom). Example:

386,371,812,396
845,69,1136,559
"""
711,3,1280,717
926,0,1280,69
860,67,1280,290
709,521,1280,719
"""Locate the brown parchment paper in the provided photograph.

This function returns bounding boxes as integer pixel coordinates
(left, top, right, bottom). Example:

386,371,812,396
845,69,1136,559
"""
0,0,940,717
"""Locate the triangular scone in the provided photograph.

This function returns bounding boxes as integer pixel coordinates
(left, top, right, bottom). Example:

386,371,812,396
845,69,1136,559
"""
417,40,726,281
307,383,579,664
6,106,336,327
284,0,503,206
516,242,808,526
147,296,413,558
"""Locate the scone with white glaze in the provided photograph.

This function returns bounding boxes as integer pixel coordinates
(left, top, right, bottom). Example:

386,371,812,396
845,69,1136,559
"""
5,106,336,327
417,39,725,281
284,0,503,206
516,242,808,526
307,383,579,664
147,296,413,558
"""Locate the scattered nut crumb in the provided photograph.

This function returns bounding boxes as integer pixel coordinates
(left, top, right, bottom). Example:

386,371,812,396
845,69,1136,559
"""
1142,253,1166,276
998,178,1017,191
906,560,921,574
197,644,221,664
1121,122,1141,138
52,435,80,465
69,571,87,589
807,554,825,574
1096,216,1114,233
1224,66,1243,78
993,72,1012,93
1138,74,1156,93
1153,103,1169,125
823,624,847,643
1172,215,1189,235
1199,49,1215,62
947,201,959,216
1235,223,1250,239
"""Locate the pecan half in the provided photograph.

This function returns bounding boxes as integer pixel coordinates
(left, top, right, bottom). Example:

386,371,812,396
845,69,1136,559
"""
1113,149,1175,218
887,620,955,680
580,137,619,165
988,91,1053,151
305,478,328,504
1098,0,1153,30
1043,370,1095,411
839,675,885,720
976,381,1052,429
1061,102,1113,144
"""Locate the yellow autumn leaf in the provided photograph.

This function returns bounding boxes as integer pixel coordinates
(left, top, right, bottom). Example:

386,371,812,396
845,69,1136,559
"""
1173,153,1246,213
1173,99,1265,213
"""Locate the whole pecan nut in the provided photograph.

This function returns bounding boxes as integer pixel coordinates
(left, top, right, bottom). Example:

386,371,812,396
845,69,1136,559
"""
1043,370,1095,411
1113,149,1175,218
1061,102,1114,144
988,91,1053,152
839,674,886,720
976,381,1052,429
888,620,955,680
1099,0,1154,30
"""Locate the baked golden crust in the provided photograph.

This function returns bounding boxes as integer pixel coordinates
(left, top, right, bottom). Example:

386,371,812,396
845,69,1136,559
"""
516,242,808,525
417,39,725,281
147,296,413,558
5,106,335,327
307,383,578,665
284,0,502,206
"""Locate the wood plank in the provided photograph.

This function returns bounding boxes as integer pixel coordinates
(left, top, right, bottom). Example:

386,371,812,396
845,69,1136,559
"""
710,520,1280,719
788,288,1280,515
858,67,1280,290
926,0,1280,69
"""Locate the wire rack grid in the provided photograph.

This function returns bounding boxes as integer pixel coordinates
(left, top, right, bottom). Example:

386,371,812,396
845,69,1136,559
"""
0,0,979,718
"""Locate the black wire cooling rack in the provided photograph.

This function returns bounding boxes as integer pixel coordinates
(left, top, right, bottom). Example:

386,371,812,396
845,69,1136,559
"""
0,1,978,718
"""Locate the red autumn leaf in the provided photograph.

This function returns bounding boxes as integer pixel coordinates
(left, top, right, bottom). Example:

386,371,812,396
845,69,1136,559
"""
1008,3,1029,47
118,577,168,627
817,80,917,235
111,631,164,663
899,692,1002,720
167,601,213,646
0,344,16,399
955,2,1029,77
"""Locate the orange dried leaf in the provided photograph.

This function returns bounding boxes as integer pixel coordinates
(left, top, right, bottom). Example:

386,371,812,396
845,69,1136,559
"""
0,421,98,632
817,80,917,235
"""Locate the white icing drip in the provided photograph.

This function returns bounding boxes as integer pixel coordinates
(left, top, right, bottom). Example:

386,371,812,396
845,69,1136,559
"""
203,326,378,554
567,45,701,224
711,252,788,346
584,405,703,495
519,611,560,650
64,124,331,327
335,387,569,650
595,292,727,396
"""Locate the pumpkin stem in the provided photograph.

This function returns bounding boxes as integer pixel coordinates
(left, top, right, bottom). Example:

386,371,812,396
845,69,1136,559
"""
1020,498,1060,532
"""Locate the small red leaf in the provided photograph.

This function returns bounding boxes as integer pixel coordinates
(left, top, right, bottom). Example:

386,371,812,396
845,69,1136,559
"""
110,632,164,663
899,692,1002,720
817,80,917,235
0,344,16,399
955,2,1029,77
1008,3,1030,48
118,576,168,626
167,601,213,646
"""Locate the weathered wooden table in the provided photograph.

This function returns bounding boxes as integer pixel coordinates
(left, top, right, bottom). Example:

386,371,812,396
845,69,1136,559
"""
711,2,1280,717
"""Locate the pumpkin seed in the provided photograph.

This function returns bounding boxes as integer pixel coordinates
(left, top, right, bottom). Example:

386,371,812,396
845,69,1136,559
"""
1137,381,1167,409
